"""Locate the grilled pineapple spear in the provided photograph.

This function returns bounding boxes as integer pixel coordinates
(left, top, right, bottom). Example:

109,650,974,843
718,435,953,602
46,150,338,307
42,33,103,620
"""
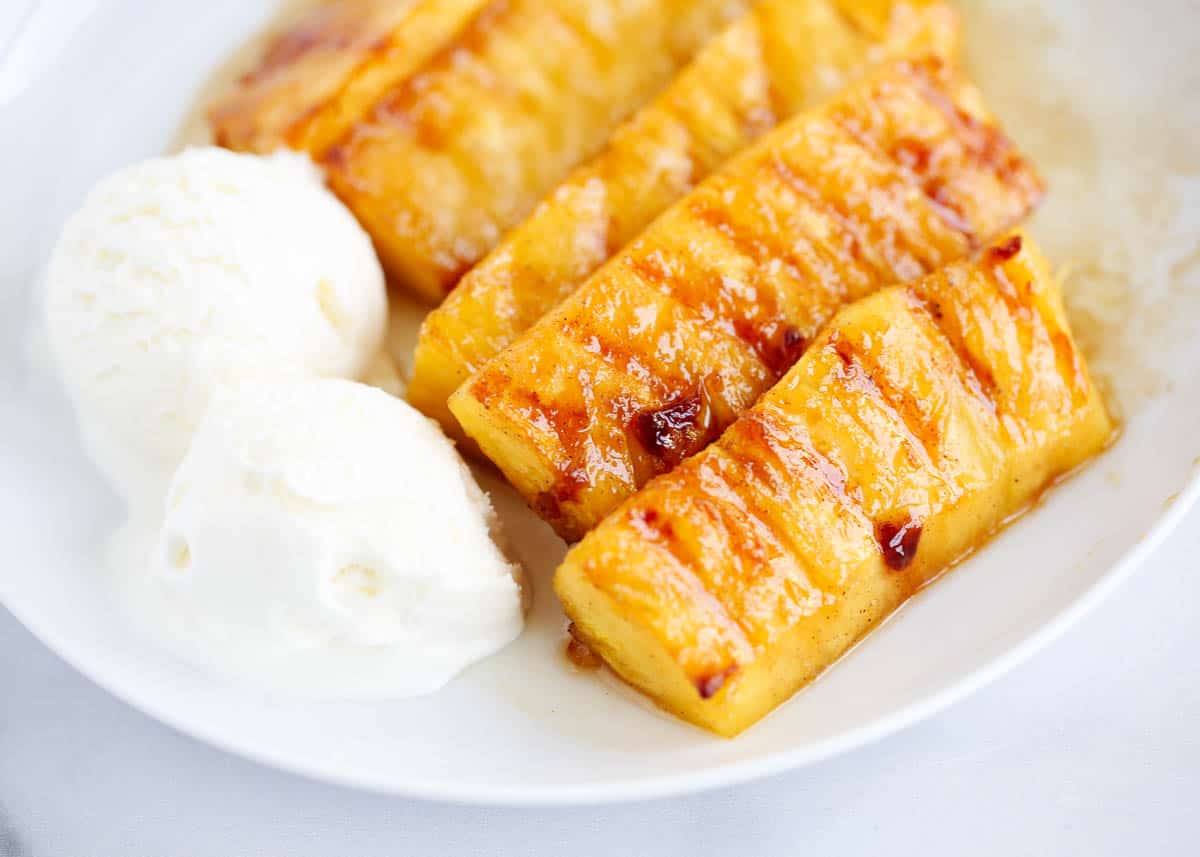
556,233,1114,736
450,57,1045,542
210,0,489,157
322,0,752,301
409,0,961,440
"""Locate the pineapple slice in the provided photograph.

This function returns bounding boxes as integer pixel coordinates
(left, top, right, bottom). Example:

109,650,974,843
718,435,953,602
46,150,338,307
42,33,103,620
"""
409,0,960,441
322,0,752,302
210,0,488,157
450,57,1045,541
556,233,1114,736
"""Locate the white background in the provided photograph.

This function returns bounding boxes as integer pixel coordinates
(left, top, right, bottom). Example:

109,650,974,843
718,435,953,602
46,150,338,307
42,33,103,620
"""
3,502,1196,856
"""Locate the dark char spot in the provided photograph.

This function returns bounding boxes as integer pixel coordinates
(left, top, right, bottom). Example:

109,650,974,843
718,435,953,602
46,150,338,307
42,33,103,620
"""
875,516,923,571
986,234,1023,264
633,391,713,469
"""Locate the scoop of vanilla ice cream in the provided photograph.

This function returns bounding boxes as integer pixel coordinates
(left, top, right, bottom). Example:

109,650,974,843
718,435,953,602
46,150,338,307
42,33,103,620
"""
126,379,525,697
43,147,386,512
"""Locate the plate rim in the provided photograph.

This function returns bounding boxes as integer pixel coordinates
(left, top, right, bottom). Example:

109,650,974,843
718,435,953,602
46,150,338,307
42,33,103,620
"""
4,0,1197,806
4,463,1197,806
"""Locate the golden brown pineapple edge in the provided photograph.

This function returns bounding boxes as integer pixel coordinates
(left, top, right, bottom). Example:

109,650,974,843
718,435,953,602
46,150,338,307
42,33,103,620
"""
209,0,491,157
408,0,962,441
450,55,1045,542
555,233,1113,736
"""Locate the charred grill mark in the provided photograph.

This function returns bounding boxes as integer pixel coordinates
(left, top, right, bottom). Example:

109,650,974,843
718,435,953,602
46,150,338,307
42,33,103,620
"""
463,362,511,409
577,266,659,359
497,378,596,521
716,421,872,598
533,469,591,537
977,254,1045,392
736,411,865,518
684,194,829,377
687,193,776,270
959,343,999,405
874,515,923,570
625,249,673,293
685,195,793,361
828,332,945,470
826,93,977,252
632,390,715,470
625,502,753,671
515,384,589,442
326,0,515,156
906,285,1000,412
710,465,826,607
765,151,881,287
904,58,1045,216
782,326,808,357
628,498,747,629
641,458,804,652
689,452,806,590
321,140,350,170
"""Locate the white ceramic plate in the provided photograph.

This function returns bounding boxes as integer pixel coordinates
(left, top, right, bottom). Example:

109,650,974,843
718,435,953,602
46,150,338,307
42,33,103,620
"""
1,0,1197,806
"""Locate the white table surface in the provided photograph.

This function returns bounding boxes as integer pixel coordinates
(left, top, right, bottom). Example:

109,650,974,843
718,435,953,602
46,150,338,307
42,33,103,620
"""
2,499,1196,856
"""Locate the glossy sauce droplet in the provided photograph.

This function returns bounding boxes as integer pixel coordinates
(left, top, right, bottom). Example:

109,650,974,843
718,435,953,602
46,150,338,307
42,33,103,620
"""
633,391,713,469
986,234,1023,264
565,623,602,671
875,517,923,571
762,325,808,375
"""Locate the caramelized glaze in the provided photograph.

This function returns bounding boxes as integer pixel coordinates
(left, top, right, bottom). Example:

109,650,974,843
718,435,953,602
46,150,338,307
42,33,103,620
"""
564,623,603,671
451,57,1044,541
210,0,489,156
554,234,1114,736
322,0,752,301
409,0,960,437
875,517,924,570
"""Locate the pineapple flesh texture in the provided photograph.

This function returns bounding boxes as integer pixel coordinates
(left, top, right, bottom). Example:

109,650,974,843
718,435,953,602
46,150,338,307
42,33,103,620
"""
450,57,1045,542
555,234,1114,737
210,0,489,157
322,0,752,302
409,0,961,440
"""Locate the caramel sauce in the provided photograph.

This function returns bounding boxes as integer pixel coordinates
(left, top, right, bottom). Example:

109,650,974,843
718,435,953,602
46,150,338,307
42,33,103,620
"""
758,324,808,375
633,391,713,468
875,517,923,570
829,331,945,461
460,55,1044,542
986,233,1024,263
564,623,602,671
